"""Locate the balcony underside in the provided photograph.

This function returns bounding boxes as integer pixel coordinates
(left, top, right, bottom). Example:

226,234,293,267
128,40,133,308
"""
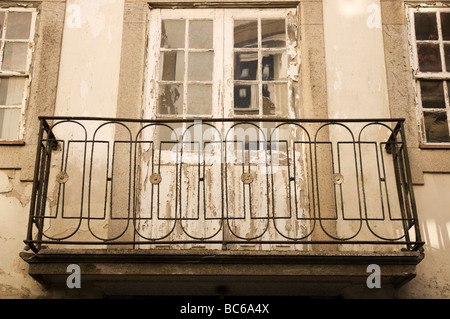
20,249,423,298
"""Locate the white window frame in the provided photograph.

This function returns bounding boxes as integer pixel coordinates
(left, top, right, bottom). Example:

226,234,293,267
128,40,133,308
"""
0,7,37,141
406,5,450,145
143,7,299,120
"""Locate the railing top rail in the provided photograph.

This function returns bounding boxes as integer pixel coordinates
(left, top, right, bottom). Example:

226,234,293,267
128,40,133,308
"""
38,116,406,124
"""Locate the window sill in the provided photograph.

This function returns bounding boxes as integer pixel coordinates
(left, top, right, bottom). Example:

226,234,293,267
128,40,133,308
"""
0,140,25,146
419,144,450,150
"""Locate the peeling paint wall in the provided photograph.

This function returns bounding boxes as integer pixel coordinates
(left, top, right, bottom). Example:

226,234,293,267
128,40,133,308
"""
0,170,46,298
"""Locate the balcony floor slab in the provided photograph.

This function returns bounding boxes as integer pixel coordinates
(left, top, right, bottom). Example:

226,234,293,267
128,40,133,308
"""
20,248,424,298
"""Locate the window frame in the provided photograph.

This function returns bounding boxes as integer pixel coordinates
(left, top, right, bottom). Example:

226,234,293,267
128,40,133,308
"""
225,10,293,117
143,7,299,120
407,5,450,146
0,7,37,142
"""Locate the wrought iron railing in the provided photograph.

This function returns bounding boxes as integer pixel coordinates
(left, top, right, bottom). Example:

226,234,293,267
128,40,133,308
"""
25,117,424,253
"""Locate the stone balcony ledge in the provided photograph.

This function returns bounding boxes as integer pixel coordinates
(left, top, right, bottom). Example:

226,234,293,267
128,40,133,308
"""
20,248,424,298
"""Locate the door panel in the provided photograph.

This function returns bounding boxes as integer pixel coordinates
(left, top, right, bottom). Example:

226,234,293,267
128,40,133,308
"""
139,7,305,250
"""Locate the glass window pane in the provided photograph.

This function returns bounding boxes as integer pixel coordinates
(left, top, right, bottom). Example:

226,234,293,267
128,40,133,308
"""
424,112,450,143
0,77,26,105
414,12,438,40
188,52,213,81
234,84,259,114
187,84,212,114
441,13,450,41
160,51,184,81
262,52,287,81
262,83,288,115
234,51,258,80
6,12,32,39
0,108,20,140
161,20,185,49
158,83,183,115
445,44,450,72
2,42,28,71
417,43,442,72
234,20,258,48
261,19,286,48
189,20,213,49
0,12,5,35
420,80,446,108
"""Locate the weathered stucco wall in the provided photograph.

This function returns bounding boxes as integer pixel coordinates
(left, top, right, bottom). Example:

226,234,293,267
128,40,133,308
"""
399,173,450,298
0,170,45,298
0,0,65,298
0,0,450,299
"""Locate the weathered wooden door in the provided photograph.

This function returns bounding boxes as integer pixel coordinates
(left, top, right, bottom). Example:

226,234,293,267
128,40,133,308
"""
138,7,306,249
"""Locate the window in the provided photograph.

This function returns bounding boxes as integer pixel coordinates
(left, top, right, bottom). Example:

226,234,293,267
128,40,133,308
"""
0,8,37,141
144,8,298,119
158,17,216,115
408,6,450,144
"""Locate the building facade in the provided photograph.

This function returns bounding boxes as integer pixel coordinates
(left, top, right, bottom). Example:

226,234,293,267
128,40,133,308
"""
0,0,449,299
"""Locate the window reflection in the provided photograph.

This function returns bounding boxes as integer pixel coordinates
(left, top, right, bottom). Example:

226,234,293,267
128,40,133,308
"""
161,20,185,49
159,84,183,115
262,83,287,115
441,13,450,40
424,112,450,142
261,19,286,48
233,18,288,116
262,53,287,81
420,80,446,108
234,20,258,48
187,84,212,114
0,108,20,140
160,51,184,81
445,44,450,72
189,20,213,49
234,52,258,80
188,52,213,81
0,77,26,105
417,43,442,72
6,12,32,39
2,42,28,71
414,12,438,40
234,84,258,114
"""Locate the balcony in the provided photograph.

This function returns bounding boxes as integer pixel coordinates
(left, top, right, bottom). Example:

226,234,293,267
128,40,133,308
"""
20,117,424,297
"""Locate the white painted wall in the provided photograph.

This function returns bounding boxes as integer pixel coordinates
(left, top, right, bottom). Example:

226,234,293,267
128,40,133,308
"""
50,0,126,244
54,0,124,117
322,0,396,246
323,0,389,119
400,173,450,298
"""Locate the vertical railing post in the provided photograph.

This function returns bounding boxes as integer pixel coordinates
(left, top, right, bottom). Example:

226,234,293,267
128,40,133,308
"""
25,118,46,253
34,119,55,251
399,120,423,251
388,121,412,250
